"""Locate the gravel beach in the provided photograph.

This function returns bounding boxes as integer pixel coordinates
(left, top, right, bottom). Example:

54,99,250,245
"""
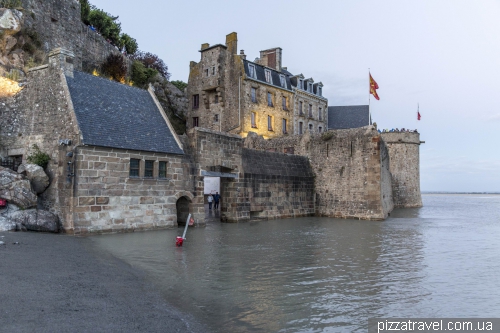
0,231,208,333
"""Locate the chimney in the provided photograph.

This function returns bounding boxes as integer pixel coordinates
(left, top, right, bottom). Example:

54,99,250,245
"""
201,43,210,50
239,50,246,60
48,48,75,77
225,32,238,55
259,47,282,71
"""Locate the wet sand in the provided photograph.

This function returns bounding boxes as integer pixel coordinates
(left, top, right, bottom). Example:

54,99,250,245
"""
0,231,208,333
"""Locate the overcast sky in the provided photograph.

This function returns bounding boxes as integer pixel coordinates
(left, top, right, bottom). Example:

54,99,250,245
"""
92,0,500,192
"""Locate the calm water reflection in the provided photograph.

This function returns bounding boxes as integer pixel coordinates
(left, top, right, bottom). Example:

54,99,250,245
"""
90,194,500,332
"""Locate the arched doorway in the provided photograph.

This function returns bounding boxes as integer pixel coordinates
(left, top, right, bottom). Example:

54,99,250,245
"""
176,196,191,225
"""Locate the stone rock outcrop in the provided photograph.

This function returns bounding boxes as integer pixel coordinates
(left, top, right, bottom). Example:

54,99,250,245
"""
17,163,49,194
0,166,38,209
9,208,59,232
0,9,23,35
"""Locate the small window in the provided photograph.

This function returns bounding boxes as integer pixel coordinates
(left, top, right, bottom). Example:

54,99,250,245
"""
268,116,273,131
318,87,322,96
308,104,313,118
215,94,219,103
205,68,209,77
299,122,303,134
299,101,303,115
282,118,287,134
251,112,257,128
158,161,167,179
214,114,219,122
251,87,257,103
192,94,199,109
319,107,322,121
308,82,313,92
248,64,256,78
144,160,154,178
309,124,313,133
129,159,140,177
279,75,286,88
299,79,304,90
193,117,199,127
282,96,287,110
265,69,272,84
267,92,273,107
212,66,216,75
318,126,322,133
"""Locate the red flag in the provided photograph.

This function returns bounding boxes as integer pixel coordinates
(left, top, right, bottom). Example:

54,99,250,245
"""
369,73,380,100
417,112,421,120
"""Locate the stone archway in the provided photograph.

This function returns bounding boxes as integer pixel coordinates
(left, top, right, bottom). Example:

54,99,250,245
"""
174,191,194,225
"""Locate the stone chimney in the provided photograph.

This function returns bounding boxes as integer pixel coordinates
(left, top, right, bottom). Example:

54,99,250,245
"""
259,47,282,71
239,50,246,60
48,48,75,78
201,43,210,50
225,32,238,55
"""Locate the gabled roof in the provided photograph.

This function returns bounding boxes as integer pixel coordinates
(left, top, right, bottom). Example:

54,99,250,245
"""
243,59,292,91
328,105,371,130
65,71,183,155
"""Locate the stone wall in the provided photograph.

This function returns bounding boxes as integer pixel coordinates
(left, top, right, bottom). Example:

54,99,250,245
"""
380,131,422,208
244,126,394,220
0,52,81,230
20,0,123,72
189,127,315,222
72,146,191,234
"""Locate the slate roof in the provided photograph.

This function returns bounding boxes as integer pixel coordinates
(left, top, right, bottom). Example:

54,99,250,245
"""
65,71,183,155
328,105,371,130
243,59,292,91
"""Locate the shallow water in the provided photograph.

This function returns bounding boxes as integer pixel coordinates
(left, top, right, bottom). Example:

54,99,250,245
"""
90,194,500,332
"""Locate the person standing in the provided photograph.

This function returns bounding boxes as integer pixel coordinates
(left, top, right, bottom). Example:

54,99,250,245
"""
213,192,220,210
207,193,213,210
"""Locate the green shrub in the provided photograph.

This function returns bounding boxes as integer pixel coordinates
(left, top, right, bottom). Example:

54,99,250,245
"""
171,80,187,91
131,60,158,88
132,51,170,79
119,33,138,55
79,0,91,25
0,0,22,9
88,8,121,45
27,144,50,168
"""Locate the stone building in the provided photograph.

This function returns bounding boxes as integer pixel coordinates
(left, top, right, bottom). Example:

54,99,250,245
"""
186,32,328,139
0,48,200,234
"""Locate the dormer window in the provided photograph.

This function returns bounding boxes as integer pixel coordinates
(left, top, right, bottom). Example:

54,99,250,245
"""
265,69,272,84
299,79,304,90
248,64,256,79
308,82,313,93
279,75,286,88
318,86,322,96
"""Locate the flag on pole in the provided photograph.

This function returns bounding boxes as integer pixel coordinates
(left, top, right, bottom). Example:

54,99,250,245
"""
417,112,421,120
369,73,380,100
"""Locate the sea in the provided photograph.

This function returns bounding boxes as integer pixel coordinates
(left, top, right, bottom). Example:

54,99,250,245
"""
89,194,500,332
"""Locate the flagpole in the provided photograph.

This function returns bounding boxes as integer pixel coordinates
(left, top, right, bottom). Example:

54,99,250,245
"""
368,68,371,125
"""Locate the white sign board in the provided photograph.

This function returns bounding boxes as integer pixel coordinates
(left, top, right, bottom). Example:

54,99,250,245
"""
204,177,220,195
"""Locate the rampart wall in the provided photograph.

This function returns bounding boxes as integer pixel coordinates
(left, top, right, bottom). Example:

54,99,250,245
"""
244,126,394,220
380,132,422,207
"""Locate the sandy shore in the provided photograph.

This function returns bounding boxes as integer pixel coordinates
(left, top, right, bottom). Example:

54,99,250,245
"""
0,231,208,333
